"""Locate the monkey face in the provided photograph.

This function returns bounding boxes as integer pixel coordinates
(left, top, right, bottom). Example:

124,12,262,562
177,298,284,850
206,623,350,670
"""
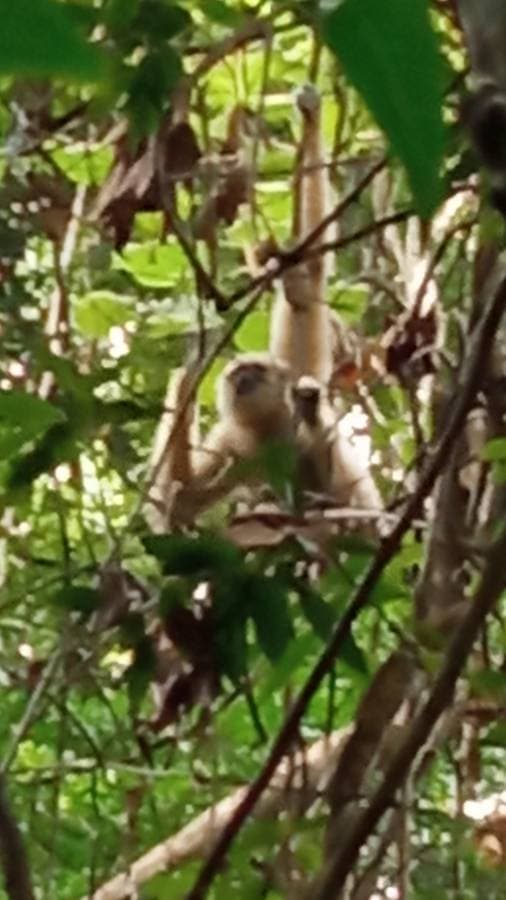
229,361,268,397
218,354,290,421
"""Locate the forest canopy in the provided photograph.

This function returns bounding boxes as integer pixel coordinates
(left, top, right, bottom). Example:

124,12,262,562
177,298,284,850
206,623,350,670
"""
0,2,506,899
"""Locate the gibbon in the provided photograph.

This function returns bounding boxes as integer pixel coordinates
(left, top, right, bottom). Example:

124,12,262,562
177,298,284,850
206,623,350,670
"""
147,353,297,528
269,84,335,384
144,86,381,530
292,376,382,510
189,352,295,487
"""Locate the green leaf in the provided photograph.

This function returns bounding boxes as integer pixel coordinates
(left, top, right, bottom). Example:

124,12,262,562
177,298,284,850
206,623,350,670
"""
470,669,506,702
74,291,134,338
234,312,270,353
201,0,242,26
340,633,368,675
214,617,248,681
159,581,187,617
198,359,226,408
484,722,506,748
248,575,294,662
235,439,298,498
105,0,139,32
482,437,506,462
321,0,447,217
116,242,186,288
0,391,66,457
298,586,335,641
126,638,157,709
51,145,114,187
333,284,369,325
0,0,105,81
260,633,318,697
142,533,243,577
135,2,191,41
126,48,182,136
53,586,100,618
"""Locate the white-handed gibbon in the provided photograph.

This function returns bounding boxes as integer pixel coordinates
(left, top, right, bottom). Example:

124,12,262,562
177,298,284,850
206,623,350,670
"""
145,85,381,531
145,353,297,529
269,83,335,384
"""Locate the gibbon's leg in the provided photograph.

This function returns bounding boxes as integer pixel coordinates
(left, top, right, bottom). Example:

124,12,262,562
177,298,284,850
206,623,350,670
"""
144,366,199,533
269,84,334,383
292,376,382,510
169,354,297,524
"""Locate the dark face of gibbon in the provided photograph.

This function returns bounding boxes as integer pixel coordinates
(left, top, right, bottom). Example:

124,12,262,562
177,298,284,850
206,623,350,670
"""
228,361,269,397
218,355,290,422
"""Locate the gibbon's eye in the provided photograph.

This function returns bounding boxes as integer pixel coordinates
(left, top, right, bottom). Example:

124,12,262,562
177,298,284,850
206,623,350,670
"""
230,363,265,395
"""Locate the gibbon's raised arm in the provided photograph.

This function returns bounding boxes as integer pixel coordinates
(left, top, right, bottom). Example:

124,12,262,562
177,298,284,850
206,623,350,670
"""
144,366,199,533
269,85,334,383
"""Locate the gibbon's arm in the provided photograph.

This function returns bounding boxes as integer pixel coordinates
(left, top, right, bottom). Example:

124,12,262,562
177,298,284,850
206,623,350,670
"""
269,85,334,383
292,376,382,510
144,366,199,533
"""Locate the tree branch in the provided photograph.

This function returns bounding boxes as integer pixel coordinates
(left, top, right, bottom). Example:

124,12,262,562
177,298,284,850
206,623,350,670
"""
313,524,506,898
88,730,350,900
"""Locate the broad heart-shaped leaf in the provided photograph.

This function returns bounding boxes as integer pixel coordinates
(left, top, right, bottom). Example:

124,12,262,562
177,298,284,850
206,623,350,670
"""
0,0,105,81
0,391,66,458
142,532,243,577
74,291,135,338
321,0,447,218
247,574,294,662
52,586,100,619
298,584,335,642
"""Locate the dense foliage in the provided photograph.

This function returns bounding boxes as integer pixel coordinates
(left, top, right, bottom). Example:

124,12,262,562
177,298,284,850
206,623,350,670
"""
0,2,505,899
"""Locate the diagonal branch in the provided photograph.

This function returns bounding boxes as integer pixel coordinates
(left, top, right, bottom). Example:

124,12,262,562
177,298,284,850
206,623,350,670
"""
313,523,506,898
88,730,351,900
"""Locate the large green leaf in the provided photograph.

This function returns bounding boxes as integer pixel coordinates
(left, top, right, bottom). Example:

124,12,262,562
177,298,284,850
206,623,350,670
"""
321,0,447,217
248,575,294,662
0,0,105,81
74,291,135,338
0,391,66,458
143,532,243,577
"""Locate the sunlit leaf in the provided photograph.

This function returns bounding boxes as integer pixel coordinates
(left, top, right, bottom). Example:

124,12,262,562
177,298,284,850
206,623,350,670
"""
74,291,135,338
234,312,270,353
483,437,506,462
